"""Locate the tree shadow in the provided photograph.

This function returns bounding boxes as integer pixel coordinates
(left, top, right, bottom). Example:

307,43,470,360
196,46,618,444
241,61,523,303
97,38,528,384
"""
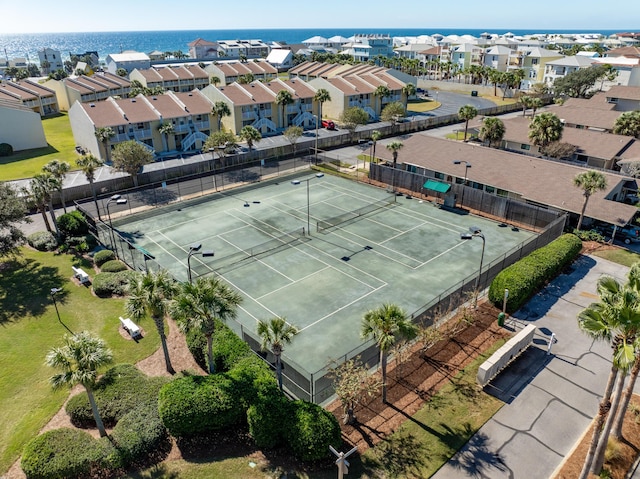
0,258,66,325
125,464,180,479
443,430,509,478
361,430,428,478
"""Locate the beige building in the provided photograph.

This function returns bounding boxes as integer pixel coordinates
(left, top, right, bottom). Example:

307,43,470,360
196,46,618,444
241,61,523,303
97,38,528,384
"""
68,90,214,160
0,98,47,151
0,80,59,116
43,72,131,111
204,60,277,85
129,64,209,92
201,78,317,135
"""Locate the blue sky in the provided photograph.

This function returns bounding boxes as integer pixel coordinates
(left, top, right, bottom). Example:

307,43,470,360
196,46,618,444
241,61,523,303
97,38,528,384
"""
3,0,639,33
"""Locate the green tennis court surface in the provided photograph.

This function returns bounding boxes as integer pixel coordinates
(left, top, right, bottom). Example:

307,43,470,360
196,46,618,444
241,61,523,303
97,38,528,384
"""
114,173,535,374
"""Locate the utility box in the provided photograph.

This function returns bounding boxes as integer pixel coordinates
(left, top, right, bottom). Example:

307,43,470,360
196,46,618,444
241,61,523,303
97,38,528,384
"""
471,91,478,97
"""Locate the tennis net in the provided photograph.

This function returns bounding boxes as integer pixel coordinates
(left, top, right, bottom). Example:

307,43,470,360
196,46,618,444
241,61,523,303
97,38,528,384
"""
213,228,308,272
316,196,396,233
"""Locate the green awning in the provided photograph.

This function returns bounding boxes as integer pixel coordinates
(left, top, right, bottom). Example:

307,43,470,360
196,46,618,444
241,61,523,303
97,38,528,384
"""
423,180,451,193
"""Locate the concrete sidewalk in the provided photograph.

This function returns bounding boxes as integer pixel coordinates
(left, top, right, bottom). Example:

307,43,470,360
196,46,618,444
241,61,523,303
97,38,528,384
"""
432,255,632,479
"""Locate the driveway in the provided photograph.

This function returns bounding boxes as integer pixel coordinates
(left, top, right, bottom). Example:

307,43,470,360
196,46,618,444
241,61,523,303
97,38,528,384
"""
432,255,633,479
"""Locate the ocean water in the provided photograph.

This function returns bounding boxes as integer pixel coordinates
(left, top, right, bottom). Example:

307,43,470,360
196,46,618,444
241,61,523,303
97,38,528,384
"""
0,28,621,64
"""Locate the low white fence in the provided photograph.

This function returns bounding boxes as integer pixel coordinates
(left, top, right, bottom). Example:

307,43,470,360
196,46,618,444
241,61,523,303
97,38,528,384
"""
477,324,536,386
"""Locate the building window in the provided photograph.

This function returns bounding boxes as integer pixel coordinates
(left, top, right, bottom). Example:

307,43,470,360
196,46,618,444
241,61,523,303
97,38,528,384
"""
497,188,509,197
434,172,445,180
485,185,495,194
521,144,530,150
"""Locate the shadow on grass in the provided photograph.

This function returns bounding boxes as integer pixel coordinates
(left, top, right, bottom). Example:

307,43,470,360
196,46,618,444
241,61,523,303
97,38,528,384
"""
0,144,59,165
125,464,180,479
0,258,66,325
362,430,428,478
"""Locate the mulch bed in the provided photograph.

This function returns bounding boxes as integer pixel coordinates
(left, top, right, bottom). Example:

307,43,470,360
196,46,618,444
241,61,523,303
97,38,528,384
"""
327,301,509,452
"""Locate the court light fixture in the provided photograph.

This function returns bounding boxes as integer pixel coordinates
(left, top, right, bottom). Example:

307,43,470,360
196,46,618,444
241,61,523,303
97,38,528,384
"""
460,226,485,309
187,244,214,284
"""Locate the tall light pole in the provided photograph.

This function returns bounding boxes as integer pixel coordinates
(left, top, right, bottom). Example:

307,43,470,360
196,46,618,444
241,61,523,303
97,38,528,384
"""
187,243,214,284
452,160,471,207
50,287,74,334
291,173,324,235
105,194,127,255
460,226,485,309
314,114,319,165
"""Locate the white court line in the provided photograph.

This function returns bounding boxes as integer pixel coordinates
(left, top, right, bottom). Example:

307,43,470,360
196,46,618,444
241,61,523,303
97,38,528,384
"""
299,284,386,332
256,266,332,300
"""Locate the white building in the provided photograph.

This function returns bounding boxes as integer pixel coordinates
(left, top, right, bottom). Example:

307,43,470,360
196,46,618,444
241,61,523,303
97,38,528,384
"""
0,98,47,151
37,48,63,74
105,51,151,74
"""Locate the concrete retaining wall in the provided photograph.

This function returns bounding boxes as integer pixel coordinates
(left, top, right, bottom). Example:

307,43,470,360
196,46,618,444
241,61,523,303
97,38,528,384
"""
477,324,537,386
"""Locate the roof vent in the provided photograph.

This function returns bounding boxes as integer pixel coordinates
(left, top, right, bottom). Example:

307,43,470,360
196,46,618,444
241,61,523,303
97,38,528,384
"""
152,96,157,100
131,99,136,102
89,103,95,107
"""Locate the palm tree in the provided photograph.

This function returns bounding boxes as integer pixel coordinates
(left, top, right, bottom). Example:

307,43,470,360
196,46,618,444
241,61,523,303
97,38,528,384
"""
313,88,331,123
530,97,543,117
31,173,61,237
212,101,231,131
158,122,175,153
577,276,637,478
402,83,416,104
257,317,299,390
528,112,563,155
373,85,392,116
239,125,262,152
125,270,179,374
611,262,640,440
478,117,506,148
370,130,381,163
573,170,607,230
210,76,221,87
386,140,403,193
275,89,294,129
613,111,640,139
76,154,104,218
519,95,534,117
23,182,51,233
42,160,70,214
46,332,113,437
458,105,478,142
94,126,115,162
361,303,417,403
172,277,242,374
488,69,504,97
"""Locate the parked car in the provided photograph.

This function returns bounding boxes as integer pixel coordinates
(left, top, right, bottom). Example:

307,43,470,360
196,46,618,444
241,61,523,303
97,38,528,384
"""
594,223,640,244
321,119,336,130
624,194,640,205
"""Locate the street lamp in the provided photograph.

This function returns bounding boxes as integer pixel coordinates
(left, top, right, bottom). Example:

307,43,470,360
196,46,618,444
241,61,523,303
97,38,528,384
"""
460,226,485,308
187,243,214,284
50,287,73,334
452,160,471,207
105,194,127,255
291,173,324,235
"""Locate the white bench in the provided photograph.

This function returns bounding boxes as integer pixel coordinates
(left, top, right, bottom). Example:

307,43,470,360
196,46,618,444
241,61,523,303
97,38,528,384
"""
119,316,142,339
477,324,537,386
72,266,90,284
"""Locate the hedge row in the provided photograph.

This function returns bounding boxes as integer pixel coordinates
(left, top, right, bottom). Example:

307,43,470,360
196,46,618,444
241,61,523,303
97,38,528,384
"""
100,259,128,273
488,233,582,313
27,231,57,251
22,365,170,479
93,249,115,266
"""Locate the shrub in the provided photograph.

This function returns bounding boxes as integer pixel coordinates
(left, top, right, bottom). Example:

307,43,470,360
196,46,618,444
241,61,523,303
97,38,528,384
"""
92,270,138,297
228,355,277,407
94,249,116,266
158,374,245,436
27,231,58,251
212,324,253,372
57,211,88,237
0,142,13,157
285,400,342,462
21,428,108,479
488,233,582,313
247,388,290,449
185,328,207,370
101,259,128,273
572,228,605,243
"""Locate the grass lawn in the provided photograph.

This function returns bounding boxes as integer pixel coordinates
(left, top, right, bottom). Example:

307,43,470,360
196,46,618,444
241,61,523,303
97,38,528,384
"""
127,340,505,478
591,247,640,267
0,113,79,181
407,98,440,113
0,247,160,475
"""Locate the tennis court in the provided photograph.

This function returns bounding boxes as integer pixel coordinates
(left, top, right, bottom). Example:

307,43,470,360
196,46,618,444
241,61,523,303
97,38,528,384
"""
113,172,535,377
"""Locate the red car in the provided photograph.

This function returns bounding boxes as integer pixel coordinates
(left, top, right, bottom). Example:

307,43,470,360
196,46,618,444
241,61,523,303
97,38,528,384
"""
321,119,336,130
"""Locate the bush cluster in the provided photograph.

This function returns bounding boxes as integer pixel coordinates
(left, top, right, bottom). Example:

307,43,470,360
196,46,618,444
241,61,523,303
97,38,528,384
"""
184,319,252,373
92,270,138,297
93,249,116,266
57,211,88,238
572,228,605,243
488,233,582,313
27,231,58,251
286,400,342,461
23,364,170,478
100,259,128,273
